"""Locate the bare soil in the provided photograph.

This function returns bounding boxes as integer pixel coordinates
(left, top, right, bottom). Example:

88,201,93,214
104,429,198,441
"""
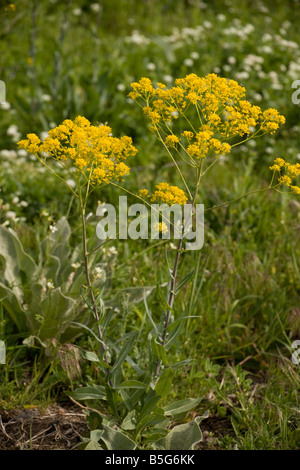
0,403,234,450
0,403,89,450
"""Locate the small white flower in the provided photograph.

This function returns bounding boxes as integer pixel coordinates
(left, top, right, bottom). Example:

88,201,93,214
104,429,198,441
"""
146,62,156,71
7,124,18,136
183,58,194,67
261,45,272,54
254,93,262,101
72,7,82,16
91,3,102,12
47,281,54,290
20,201,28,207
66,178,76,189
6,211,17,219
71,262,81,270
163,74,173,83
107,246,118,256
17,149,28,157
12,196,19,204
203,20,212,29
0,149,11,158
42,94,51,102
1,102,11,110
117,83,126,92
235,71,249,80
40,131,49,140
190,51,199,60
95,266,105,280
228,56,236,65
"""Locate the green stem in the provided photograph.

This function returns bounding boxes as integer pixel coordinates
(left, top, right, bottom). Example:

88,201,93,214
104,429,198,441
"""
77,176,111,379
37,155,78,197
156,128,193,200
154,166,202,382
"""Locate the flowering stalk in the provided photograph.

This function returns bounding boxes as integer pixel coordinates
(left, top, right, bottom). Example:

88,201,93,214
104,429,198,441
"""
18,116,138,383
77,175,110,374
154,165,202,381
130,73,289,382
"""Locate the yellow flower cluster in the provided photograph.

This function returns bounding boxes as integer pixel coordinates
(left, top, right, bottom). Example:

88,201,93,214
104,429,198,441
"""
139,183,188,206
129,73,285,164
154,222,169,234
18,116,138,185
270,158,300,195
186,127,231,159
260,109,286,134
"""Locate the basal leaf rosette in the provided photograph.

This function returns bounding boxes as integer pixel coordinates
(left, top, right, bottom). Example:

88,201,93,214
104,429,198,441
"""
18,116,138,186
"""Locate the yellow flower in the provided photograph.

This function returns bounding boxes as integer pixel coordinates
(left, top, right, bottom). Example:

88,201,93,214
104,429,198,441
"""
278,175,292,186
130,73,285,166
286,163,300,178
17,117,138,186
138,189,150,198
18,133,41,153
165,135,180,147
291,186,300,195
182,131,194,141
269,164,281,172
151,183,188,205
154,222,169,234
260,109,285,134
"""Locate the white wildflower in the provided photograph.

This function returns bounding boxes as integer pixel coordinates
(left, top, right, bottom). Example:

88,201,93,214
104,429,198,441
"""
49,224,57,233
146,62,156,71
183,58,194,67
117,83,126,92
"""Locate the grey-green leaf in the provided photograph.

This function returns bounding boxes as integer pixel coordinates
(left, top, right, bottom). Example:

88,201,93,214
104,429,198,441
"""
71,385,106,401
100,425,136,450
84,440,103,450
155,368,174,399
164,398,203,417
152,417,205,450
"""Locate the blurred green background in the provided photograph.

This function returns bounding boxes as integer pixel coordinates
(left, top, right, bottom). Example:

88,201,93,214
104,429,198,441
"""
0,0,300,450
